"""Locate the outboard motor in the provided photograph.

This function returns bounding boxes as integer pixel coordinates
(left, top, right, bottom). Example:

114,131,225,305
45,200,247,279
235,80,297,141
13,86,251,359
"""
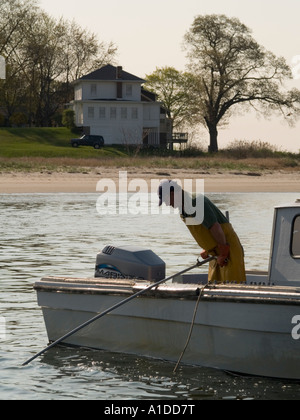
95,245,166,282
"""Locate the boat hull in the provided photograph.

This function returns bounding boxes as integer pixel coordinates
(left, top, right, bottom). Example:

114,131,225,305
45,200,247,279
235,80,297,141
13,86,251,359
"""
35,277,300,380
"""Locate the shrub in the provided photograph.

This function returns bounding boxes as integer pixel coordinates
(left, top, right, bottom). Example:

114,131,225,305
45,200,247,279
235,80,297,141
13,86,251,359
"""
223,140,278,159
281,158,299,168
62,109,75,130
9,112,27,127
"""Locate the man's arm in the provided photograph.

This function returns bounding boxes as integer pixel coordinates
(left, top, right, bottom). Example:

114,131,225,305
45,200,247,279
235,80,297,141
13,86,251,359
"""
209,222,227,245
209,222,230,267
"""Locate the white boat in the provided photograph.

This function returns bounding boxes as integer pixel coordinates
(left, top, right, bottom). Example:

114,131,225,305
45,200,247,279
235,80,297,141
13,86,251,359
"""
33,200,300,379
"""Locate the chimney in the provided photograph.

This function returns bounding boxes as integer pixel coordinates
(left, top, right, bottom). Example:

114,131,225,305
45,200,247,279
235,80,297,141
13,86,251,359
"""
116,66,122,79
116,66,123,99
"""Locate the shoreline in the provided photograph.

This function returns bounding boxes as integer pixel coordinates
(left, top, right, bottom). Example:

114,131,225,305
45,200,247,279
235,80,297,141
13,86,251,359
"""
1,169,300,193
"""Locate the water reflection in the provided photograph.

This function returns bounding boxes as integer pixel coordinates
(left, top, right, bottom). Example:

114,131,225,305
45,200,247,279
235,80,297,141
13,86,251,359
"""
36,346,299,400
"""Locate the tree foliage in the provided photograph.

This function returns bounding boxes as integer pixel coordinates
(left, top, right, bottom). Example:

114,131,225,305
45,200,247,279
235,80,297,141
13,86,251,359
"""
0,0,117,126
144,67,191,129
62,109,75,130
183,14,300,152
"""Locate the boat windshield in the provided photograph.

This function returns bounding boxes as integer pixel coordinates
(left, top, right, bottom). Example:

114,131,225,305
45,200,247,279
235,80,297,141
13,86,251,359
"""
292,215,300,258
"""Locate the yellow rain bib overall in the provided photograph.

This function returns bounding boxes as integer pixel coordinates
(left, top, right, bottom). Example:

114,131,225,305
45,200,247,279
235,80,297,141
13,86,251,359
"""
183,221,246,284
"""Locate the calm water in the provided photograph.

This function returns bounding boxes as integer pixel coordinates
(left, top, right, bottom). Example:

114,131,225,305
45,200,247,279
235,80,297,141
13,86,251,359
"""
1,192,300,400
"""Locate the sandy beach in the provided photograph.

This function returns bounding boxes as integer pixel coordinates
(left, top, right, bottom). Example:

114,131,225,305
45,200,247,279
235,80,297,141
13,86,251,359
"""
0,169,300,193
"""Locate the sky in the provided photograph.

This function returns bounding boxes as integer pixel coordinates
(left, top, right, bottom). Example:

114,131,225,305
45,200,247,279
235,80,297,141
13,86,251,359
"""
38,0,300,152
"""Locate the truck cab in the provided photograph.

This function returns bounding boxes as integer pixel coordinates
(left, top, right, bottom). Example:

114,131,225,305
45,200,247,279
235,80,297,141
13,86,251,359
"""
268,199,300,286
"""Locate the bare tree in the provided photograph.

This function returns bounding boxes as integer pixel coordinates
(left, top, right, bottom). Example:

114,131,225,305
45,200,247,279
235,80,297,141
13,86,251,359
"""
184,14,300,152
0,0,38,58
0,0,118,126
61,20,117,84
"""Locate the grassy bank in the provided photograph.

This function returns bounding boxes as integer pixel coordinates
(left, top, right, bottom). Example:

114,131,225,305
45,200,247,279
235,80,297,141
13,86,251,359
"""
0,127,127,158
0,127,299,173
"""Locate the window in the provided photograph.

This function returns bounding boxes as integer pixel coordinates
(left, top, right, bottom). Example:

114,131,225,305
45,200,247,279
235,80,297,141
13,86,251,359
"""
99,107,106,119
132,107,138,119
121,107,127,119
126,84,133,97
291,216,300,257
90,84,97,96
110,107,117,119
88,107,94,119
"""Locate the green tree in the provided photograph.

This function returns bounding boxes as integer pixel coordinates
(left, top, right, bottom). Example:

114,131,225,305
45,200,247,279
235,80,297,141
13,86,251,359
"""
62,109,75,130
145,67,191,129
184,14,300,152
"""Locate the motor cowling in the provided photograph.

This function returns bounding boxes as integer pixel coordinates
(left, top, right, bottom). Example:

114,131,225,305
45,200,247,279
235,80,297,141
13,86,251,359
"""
95,245,166,282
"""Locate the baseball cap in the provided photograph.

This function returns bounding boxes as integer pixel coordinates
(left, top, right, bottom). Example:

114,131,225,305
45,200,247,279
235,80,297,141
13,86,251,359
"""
158,180,176,206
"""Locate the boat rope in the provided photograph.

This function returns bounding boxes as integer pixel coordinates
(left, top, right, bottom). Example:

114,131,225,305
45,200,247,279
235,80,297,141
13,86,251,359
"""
173,282,208,374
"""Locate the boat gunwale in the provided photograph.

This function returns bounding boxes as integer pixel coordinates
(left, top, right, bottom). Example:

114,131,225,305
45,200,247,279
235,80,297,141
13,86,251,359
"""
34,277,300,305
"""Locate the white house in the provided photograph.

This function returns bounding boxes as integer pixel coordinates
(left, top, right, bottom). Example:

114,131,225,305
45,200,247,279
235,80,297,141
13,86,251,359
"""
71,64,171,146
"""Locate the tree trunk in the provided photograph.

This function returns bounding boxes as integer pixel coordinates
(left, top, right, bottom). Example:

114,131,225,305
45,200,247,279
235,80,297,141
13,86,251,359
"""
208,123,219,153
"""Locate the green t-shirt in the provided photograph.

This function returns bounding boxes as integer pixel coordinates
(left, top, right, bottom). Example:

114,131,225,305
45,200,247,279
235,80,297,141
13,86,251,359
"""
182,194,228,229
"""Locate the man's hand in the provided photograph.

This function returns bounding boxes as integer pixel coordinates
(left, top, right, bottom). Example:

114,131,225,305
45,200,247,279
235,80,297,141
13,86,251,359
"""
217,244,230,267
200,250,209,259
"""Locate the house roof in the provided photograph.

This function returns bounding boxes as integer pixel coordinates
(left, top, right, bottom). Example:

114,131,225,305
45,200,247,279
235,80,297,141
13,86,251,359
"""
141,88,157,102
78,64,145,83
